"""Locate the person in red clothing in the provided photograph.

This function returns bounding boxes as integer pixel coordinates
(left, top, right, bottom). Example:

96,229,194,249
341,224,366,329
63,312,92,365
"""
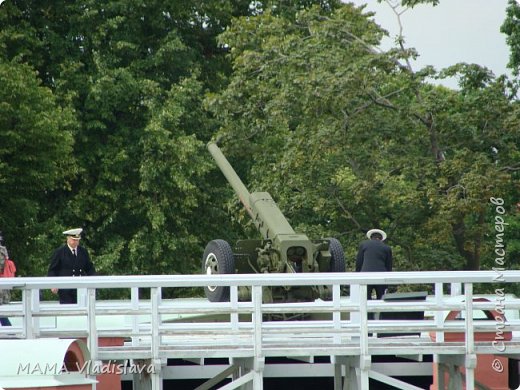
0,239,13,326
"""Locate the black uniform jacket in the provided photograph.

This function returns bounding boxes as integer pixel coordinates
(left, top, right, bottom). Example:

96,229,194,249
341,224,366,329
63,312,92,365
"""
356,239,393,273
47,245,95,277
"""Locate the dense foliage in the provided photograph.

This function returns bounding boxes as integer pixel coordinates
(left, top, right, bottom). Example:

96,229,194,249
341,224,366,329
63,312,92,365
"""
0,0,518,297
502,0,520,76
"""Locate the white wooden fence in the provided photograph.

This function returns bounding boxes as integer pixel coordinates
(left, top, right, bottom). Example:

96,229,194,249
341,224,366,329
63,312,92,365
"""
1,270,520,390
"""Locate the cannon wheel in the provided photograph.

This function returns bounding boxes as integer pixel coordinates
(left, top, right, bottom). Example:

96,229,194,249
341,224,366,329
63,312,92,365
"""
202,239,235,302
328,238,346,272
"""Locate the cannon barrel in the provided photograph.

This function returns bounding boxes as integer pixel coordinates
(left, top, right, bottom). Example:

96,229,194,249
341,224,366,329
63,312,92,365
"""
207,142,254,218
207,142,295,240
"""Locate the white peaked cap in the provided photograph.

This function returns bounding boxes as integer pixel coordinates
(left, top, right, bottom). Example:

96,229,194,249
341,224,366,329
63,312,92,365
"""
366,229,387,241
63,228,83,239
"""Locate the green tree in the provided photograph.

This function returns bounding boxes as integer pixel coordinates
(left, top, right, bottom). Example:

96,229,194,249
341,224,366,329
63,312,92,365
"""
0,60,77,275
1,0,517,285
207,3,519,272
501,0,520,76
0,0,242,278
0,0,339,284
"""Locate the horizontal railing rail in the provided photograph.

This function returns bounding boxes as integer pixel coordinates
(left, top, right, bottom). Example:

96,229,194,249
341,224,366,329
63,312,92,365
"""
1,270,520,289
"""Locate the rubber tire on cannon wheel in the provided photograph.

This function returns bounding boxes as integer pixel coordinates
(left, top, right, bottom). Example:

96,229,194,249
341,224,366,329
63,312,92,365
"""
202,239,235,302
328,238,346,272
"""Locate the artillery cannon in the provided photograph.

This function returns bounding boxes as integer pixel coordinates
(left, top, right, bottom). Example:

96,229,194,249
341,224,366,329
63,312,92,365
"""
202,141,345,303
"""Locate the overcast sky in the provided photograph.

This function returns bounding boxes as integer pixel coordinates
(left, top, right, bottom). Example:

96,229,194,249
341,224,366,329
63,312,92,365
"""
347,0,512,87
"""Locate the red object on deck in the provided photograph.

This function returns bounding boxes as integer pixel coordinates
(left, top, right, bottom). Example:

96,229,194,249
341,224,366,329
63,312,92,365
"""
87,337,126,390
430,298,511,389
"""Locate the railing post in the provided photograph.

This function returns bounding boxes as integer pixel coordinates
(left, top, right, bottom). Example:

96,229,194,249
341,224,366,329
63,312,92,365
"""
332,283,341,343
434,282,445,389
332,283,343,390
22,289,33,339
333,363,342,390
252,285,264,390
87,287,101,389
358,284,370,390
350,284,360,324
464,283,475,390
131,287,139,347
78,287,87,306
150,287,163,390
434,282,445,343
31,289,40,337
230,285,239,332
450,282,462,296
87,288,97,359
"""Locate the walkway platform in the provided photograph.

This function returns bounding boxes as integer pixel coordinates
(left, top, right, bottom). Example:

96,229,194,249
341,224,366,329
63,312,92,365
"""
1,271,520,389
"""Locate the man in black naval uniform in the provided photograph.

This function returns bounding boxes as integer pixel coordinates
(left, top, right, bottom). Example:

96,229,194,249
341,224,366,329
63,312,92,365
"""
48,228,95,304
356,229,393,300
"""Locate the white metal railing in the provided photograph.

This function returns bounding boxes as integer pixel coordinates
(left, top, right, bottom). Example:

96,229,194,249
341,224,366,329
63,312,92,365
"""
1,270,520,390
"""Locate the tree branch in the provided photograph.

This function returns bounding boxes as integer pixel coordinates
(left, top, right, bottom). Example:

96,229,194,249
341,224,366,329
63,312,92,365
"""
384,0,414,73
334,195,362,230
499,164,520,171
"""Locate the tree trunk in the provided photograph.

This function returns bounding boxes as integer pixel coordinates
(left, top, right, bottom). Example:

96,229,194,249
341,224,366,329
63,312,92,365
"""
452,218,480,270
